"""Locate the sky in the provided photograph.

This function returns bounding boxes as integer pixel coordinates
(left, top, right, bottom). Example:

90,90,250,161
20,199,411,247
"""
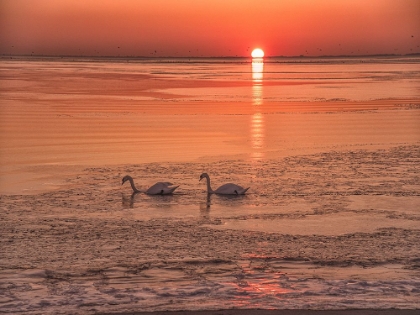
1,0,419,57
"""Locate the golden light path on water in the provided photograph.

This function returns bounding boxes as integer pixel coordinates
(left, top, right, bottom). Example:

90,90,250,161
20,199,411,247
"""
251,57,264,160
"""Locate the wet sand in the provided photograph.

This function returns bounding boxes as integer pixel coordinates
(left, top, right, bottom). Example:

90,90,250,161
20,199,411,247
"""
0,59,419,314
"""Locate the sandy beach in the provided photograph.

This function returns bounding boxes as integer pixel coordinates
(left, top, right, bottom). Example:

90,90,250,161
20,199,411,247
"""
0,57,419,314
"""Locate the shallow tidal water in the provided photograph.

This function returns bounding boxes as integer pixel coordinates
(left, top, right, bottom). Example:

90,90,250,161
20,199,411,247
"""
0,56,420,314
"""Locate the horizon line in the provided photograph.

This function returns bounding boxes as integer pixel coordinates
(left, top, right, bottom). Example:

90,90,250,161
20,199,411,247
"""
2,52,420,60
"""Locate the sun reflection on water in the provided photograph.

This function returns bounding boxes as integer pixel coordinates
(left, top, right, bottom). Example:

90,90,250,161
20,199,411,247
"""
252,58,263,105
252,59,264,83
229,258,293,308
250,113,264,160
251,57,265,160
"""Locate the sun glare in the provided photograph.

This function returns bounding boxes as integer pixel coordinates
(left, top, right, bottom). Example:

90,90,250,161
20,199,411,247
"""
251,48,264,58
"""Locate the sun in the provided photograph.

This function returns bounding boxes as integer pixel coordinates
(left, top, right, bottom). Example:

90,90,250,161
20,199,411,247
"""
251,48,264,58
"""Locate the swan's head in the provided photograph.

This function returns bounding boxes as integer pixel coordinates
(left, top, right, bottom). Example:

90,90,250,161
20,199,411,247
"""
122,175,131,185
199,173,209,181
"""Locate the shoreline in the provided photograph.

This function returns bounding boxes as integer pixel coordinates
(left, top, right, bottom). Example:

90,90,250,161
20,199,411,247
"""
2,53,420,61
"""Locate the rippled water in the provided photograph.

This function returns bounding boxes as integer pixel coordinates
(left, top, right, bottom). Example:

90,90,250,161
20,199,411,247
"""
0,56,420,314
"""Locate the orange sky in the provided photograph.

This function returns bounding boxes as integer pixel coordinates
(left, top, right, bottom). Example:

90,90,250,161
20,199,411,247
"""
1,0,419,57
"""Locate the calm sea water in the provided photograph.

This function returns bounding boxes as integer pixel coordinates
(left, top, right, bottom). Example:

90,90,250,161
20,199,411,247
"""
58,55,420,101
0,56,419,313
129,56,420,102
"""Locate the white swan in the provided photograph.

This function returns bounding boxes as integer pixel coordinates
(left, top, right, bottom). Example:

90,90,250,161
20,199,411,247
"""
199,173,250,195
122,175,179,195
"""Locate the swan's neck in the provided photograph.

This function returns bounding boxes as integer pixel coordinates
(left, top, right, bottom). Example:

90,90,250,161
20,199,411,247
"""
204,176,214,194
128,177,141,193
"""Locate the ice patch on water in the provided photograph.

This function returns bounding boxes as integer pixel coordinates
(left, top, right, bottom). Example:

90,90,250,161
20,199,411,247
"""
204,212,420,235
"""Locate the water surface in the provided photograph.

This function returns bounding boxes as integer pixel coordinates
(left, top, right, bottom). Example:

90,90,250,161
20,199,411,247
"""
0,56,419,313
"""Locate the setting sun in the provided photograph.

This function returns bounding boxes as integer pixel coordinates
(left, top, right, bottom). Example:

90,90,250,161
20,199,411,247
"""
251,48,264,58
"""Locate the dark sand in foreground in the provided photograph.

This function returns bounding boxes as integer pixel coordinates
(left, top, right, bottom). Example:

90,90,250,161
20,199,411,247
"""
99,310,419,315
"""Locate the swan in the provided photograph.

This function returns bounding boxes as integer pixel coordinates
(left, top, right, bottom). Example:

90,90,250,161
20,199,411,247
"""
199,173,250,195
122,175,179,195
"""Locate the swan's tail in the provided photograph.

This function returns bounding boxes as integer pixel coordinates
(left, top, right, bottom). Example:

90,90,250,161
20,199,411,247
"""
169,185,179,193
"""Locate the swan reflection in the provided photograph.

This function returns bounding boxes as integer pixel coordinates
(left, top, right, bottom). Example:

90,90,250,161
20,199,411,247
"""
121,193,179,209
200,193,211,210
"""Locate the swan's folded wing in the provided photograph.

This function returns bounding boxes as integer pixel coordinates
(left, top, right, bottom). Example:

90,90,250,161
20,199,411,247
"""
214,183,245,195
146,182,178,194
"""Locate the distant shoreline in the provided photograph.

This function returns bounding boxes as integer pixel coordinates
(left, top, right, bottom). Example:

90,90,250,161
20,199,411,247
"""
1,53,420,65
